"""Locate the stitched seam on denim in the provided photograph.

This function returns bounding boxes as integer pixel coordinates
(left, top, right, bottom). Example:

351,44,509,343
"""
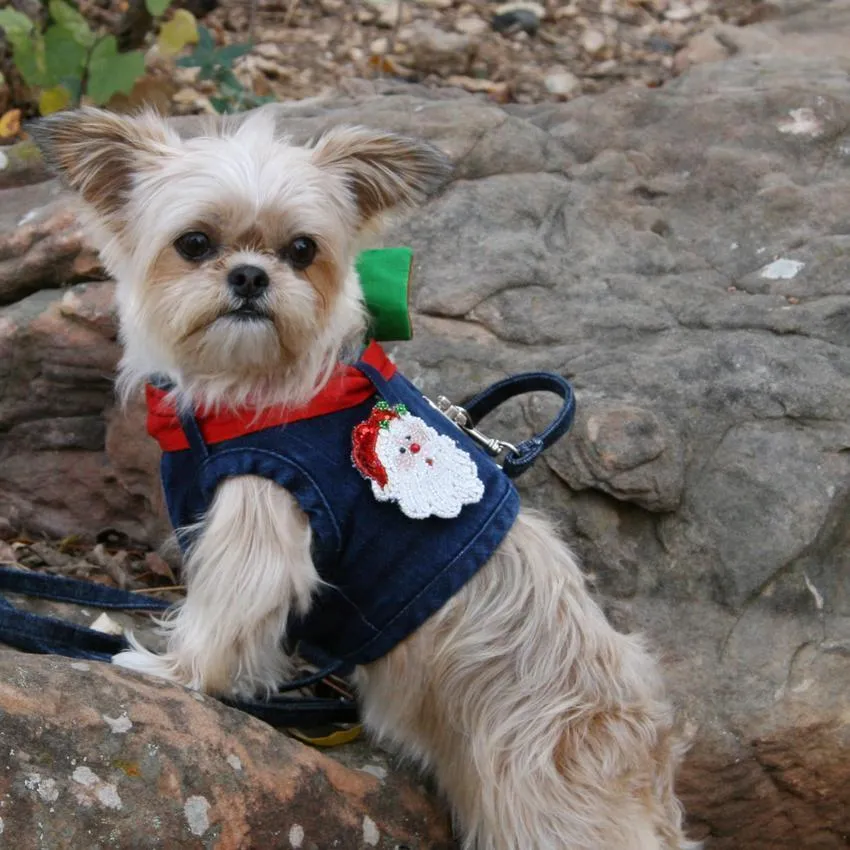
0,592,165,611
3,595,166,611
323,586,381,634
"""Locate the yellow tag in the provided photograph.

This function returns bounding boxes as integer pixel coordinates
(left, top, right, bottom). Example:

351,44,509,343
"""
286,724,363,748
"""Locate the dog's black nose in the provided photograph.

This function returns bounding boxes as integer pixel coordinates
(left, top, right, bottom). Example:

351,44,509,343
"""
228,265,269,300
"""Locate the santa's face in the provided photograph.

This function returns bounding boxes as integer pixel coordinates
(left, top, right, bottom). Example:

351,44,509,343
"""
372,414,485,519
378,417,434,474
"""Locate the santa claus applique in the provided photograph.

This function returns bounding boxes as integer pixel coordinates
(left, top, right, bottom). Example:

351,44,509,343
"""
351,401,485,520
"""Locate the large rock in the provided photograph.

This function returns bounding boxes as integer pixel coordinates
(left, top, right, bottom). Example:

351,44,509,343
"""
0,195,101,305
2,51,850,847
0,282,166,541
0,651,454,849
675,0,850,75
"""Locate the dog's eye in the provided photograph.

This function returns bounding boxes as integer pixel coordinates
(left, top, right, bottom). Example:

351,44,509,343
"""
175,231,215,262
399,447,406,454
284,236,317,270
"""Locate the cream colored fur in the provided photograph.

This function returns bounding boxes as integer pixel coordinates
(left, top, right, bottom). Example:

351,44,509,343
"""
35,106,698,850
118,477,319,697
359,510,697,849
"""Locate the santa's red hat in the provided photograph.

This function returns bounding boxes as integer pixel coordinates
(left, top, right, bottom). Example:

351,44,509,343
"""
351,402,406,488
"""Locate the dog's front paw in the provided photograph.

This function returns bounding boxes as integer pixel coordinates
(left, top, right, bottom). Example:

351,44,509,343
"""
113,641,244,696
113,647,194,688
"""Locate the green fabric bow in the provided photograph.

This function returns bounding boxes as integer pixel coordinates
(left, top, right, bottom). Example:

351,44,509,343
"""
355,247,413,342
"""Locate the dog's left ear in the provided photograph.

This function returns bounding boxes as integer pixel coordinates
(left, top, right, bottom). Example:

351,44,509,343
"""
310,125,452,224
30,107,176,221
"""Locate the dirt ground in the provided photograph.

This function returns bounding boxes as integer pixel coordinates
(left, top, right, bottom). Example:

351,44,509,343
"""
198,0,779,108
1,0,780,120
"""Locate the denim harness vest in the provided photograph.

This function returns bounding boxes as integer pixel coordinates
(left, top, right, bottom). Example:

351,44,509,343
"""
157,354,521,669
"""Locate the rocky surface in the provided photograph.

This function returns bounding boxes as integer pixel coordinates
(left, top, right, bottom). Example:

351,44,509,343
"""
2,24,850,850
0,197,102,303
0,652,454,849
675,0,850,74
0,281,167,542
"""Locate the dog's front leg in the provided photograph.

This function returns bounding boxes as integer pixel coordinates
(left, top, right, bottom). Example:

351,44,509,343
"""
114,475,319,697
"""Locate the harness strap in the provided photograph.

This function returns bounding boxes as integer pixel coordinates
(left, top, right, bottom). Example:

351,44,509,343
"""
179,409,211,461
148,375,211,462
220,695,358,726
350,359,403,405
462,372,576,478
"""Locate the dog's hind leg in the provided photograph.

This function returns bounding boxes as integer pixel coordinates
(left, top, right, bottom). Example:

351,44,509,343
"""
357,509,697,850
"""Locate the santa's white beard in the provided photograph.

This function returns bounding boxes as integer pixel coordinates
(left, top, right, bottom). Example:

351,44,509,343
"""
372,417,485,519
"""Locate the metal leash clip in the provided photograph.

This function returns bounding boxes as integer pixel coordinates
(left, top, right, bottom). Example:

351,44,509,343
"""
428,395,518,461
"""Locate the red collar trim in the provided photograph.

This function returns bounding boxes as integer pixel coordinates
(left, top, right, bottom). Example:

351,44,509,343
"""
146,341,396,452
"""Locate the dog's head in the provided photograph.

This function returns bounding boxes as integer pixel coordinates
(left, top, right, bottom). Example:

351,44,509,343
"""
33,108,451,406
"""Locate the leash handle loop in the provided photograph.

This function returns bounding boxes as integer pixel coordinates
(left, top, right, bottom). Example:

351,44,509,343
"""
355,355,575,479
460,372,576,478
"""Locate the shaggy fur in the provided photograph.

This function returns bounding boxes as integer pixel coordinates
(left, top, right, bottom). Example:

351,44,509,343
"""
36,106,698,850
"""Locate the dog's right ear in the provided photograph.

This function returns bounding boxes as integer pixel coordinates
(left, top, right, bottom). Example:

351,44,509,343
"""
30,107,177,220
310,125,453,226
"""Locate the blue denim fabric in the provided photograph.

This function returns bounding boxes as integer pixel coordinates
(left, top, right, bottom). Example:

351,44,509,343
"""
161,363,520,668
0,567,168,661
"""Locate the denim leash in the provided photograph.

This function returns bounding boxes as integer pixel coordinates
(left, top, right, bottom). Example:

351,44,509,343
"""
0,368,575,727
0,567,167,660
0,566,358,725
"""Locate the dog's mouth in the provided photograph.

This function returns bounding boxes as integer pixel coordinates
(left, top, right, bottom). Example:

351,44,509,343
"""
222,303,272,322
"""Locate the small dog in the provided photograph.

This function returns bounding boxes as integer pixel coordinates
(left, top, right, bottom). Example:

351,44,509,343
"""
36,107,697,850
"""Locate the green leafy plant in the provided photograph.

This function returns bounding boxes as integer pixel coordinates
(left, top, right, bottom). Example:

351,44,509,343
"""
0,0,154,114
177,25,273,114
1,3,265,118
145,0,173,15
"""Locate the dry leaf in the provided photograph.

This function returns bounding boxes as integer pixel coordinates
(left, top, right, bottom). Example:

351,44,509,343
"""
107,72,177,114
157,8,199,57
28,541,77,569
90,543,133,589
90,612,124,635
0,109,22,139
446,75,510,100
38,87,71,116
366,54,414,78
144,551,176,583
57,534,83,553
0,540,18,564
